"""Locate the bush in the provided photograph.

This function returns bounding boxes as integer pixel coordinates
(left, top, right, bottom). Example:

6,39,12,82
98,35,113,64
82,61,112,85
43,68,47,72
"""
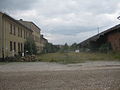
24,37,37,55
99,43,112,53
4,55,38,62
21,55,37,62
5,55,21,62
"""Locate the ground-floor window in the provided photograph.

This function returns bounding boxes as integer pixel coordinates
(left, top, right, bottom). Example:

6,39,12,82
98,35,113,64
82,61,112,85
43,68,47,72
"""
10,41,12,51
14,42,16,52
21,43,23,52
18,43,20,52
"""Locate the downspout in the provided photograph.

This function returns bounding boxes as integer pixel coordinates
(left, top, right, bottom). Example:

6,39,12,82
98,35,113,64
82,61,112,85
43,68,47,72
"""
2,14,4,61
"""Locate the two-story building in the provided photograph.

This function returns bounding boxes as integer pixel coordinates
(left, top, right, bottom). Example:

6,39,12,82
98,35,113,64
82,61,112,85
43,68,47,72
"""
18,20,43,53
0,12,33,59
0,12,47,59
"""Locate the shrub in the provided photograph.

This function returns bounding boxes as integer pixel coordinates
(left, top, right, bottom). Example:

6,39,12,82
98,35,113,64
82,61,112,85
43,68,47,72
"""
99,43,112,53
24,37,37,55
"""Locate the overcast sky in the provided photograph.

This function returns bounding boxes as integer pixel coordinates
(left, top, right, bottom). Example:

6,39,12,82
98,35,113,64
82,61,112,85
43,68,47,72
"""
0,0,120,45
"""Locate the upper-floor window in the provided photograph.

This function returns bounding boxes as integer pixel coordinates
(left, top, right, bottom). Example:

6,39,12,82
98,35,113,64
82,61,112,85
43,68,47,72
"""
21,28,22,37
18,27,20,37
13,25,16,35
24,30,26,39
26,32,27,38
10,24,12,34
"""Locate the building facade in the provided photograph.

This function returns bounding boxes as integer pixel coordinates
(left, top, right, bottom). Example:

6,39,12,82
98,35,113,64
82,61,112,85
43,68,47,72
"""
0,12,47,59
107,29,120,51
18,20,44,53
78,24,120,52
40,35,48,50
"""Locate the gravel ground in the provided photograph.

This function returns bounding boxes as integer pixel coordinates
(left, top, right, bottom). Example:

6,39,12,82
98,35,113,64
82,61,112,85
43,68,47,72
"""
0,61,120,90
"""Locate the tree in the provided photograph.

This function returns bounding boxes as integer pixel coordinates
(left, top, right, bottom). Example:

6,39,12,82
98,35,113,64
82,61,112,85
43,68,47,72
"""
59,43,69,52
99,43,112,53
24,37,37,55
42,43,60,53
70,43,77,51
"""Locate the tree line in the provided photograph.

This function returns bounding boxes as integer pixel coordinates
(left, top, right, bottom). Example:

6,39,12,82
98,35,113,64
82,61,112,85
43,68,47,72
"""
24,37,80,55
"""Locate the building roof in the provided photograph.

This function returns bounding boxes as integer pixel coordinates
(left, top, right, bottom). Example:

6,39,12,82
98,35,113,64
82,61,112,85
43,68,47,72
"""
0,12,33,32
79,24,120,46
18,20,41,31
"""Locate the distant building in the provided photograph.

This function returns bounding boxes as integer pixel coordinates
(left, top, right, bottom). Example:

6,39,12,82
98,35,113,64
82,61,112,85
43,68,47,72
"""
78,24,120,51
40,35,48,50
0,12,47,59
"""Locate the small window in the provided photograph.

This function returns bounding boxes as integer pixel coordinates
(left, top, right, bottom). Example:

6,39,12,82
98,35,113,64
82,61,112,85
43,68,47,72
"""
26,32,27,38
21,43,23,52
24,30,25,39
21,28,22,37
18,27,20,37
14,42,16,51
10,41,12,51
10,24,12,34
14,25,16,35
18,43,20,52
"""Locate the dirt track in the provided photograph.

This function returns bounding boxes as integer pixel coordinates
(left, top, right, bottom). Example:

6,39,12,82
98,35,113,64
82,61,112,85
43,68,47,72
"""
0,61,120,90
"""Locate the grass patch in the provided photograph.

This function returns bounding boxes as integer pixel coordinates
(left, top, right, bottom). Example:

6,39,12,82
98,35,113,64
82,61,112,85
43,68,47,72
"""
37,52,119,64
0,62,10,65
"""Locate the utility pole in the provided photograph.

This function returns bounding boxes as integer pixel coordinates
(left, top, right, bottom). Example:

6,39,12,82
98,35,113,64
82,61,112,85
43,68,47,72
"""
97,26,99,34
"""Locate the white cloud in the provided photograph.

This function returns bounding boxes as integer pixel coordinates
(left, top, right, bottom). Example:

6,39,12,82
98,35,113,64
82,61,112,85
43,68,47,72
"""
44,30,98,45
1,0,120,44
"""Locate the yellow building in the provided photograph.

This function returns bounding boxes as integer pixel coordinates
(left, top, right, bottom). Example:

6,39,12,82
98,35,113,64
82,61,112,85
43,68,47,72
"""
40,35,48,50
0,12,47,59
18,20,43,53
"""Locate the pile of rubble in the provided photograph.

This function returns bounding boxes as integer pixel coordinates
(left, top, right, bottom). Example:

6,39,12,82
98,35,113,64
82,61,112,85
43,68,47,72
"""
20,55,38,62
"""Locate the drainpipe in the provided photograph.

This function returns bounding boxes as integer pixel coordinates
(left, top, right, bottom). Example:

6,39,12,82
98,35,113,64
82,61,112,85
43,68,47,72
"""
2,14,4,61
2,48,4,61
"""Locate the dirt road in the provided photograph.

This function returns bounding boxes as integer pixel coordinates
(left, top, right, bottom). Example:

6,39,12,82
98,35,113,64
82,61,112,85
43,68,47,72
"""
0,61,120,90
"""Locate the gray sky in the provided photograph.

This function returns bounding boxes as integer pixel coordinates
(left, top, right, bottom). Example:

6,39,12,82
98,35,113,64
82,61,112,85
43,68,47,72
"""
1,0,120,45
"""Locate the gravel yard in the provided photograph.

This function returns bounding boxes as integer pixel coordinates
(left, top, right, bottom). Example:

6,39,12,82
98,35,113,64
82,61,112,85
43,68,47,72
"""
0,61,120,90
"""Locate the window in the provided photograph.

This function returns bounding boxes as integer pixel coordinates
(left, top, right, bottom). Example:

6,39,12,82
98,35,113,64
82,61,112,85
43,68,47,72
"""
26,32,27,38
29,33,30,37
24,30,25,39
14,25,16,35
10,41,12,51
18,27,20,37
21,28,22,37
10,24,12,34
18,43,20,52
14,42,16,51
21,43,23,52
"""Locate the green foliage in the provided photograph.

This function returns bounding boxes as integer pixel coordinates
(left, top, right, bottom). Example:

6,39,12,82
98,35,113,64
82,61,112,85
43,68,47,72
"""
70,43,78,51
24,37,37,55
112,52,120,60
99,43,112,53
59,43,69,53
42,43,60,53
37,52,118,64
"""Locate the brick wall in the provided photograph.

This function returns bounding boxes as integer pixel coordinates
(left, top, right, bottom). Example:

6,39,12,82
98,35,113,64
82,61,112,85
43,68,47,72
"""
107,31,120,51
